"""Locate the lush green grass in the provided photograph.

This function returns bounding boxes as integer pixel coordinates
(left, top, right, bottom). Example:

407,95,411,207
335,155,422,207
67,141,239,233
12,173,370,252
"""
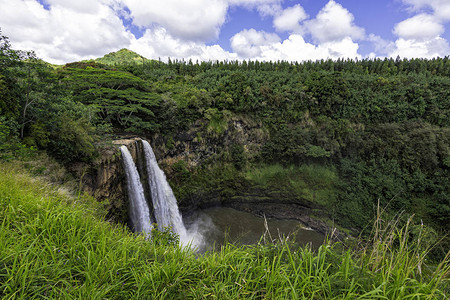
0,161,448,299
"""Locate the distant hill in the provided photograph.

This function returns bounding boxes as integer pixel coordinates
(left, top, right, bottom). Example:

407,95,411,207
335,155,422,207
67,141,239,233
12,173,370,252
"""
95,48,153,65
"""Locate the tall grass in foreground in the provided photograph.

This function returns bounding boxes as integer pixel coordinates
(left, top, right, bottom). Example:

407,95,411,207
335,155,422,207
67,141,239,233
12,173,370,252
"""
0,161,448,299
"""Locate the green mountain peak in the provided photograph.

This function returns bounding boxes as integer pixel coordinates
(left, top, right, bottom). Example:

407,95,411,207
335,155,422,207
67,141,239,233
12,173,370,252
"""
95,48,151,65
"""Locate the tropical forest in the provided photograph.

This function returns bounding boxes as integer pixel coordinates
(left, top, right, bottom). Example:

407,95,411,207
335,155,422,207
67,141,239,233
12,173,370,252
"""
1,30,449,298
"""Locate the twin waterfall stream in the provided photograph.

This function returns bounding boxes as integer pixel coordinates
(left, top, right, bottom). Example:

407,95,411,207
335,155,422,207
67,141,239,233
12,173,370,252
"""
120,139,324,251
120,140,192,245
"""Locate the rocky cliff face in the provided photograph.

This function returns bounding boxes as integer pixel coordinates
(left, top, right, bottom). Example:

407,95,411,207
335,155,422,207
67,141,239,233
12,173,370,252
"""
152,117,267,168
76,118,344,238
74,117,267,223
74,137,142,223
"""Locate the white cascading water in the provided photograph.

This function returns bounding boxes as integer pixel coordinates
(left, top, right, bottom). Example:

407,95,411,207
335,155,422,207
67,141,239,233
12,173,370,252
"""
142,140,189,243
120,145,153,237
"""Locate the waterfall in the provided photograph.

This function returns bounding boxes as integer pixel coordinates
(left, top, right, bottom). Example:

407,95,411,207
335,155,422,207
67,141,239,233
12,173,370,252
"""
142,140,188,242
120,145,153,236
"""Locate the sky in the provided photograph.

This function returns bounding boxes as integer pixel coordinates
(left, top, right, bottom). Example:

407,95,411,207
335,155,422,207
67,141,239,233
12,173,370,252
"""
0,0,449,64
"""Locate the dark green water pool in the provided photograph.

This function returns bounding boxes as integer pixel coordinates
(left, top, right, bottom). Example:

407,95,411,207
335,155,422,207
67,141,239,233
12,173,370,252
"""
184,207,324,252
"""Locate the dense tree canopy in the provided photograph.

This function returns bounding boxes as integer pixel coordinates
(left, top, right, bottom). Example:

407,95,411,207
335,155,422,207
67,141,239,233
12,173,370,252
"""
1,36,448,234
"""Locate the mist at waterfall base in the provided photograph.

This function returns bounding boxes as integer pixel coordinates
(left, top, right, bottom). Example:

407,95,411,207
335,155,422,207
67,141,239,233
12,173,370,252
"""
121,141,324,252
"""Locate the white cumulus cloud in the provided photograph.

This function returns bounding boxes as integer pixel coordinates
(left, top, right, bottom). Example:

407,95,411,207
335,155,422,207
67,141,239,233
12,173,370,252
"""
388,0,450,58
393,14,444,41
274,35,361,61
233,1,365,61
130,26,237,62
121,0,228,42
0,0,132,64
367,34,396,56
273,4,308,33
230,29,280,58
230,29,360,61
390,37,450,58
304,0,365,43
401,0,450,21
